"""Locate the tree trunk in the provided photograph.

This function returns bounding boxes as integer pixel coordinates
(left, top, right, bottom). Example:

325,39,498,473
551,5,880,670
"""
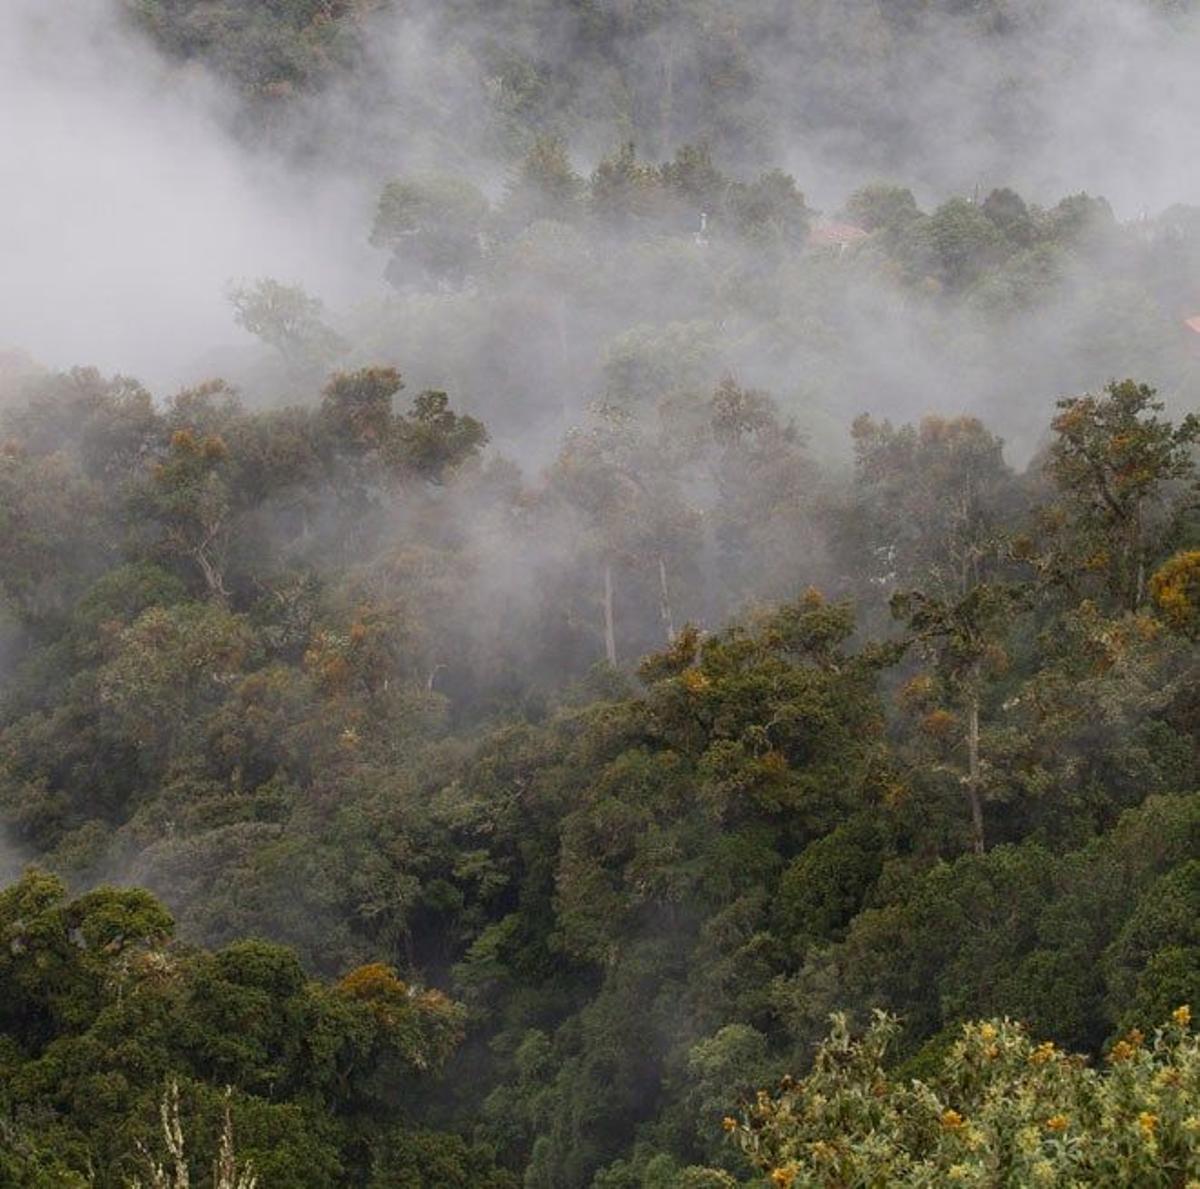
603,563,617,666
195,546,229,604
657,555,676,644
966,686,985,855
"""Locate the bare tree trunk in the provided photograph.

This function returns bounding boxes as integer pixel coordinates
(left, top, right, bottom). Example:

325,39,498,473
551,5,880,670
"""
657,555,676,644
966,686,985,855
603,563,617,666
195,546,229,604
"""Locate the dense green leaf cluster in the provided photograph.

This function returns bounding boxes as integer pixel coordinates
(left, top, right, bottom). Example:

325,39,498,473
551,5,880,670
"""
0,871,502,1187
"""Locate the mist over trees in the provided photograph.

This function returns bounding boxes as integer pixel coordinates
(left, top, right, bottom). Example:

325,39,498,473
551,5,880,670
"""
2,0,1200,1186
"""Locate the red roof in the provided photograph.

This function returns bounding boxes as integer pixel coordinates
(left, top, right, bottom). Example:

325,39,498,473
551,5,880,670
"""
808,221,869,246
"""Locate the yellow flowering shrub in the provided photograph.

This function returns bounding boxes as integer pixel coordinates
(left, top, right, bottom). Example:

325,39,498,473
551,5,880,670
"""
722,1008,1200,1186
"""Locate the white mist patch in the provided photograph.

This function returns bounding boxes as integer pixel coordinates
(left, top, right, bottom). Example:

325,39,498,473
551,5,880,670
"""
0,0,377,392
770,0,1200,215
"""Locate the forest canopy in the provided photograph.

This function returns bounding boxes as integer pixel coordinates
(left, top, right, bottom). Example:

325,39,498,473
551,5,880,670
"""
3,0,1200,1185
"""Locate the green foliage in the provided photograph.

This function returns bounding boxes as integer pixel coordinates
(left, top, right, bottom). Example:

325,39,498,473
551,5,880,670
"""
721,1008,1200,1187
372,176,491,287
775,816,885,955
841,183,921,234
126,0,366,98
1044,379,1200,611
13,0,1200,1184
0,872,468,1186
368,1128,518,1187
1,343,1198,1188
229,278,347,374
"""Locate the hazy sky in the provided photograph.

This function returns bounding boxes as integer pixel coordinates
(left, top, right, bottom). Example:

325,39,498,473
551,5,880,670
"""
0,0,378,391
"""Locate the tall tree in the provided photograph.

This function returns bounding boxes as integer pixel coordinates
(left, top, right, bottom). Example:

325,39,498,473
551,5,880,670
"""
1043,379,1199,613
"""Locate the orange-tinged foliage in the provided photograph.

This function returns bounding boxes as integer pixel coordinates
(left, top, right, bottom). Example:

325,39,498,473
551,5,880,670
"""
921,708,959,739
1150,550,1200,637
336,961,409,1001
201,434,228,461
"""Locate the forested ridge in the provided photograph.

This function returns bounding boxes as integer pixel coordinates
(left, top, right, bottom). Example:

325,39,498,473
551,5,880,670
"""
4,0,1200,1185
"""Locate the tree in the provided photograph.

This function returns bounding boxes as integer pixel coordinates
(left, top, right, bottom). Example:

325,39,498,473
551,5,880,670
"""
0,871,467,1186
658,143,728,224
229,278,347,374
146,416,236,601
96,601,255,762
544,402,699,664
131,1082,258,1189
1043,379,1199,612
0,444,108,631
980,186,1035,248
370,175,490,288
841,182,920,234
314,368,486,553
502,136,584,229
892,580,1026,854
726,170,811,249
894,197,1006,290
843,413,1018,606
590,143,664,229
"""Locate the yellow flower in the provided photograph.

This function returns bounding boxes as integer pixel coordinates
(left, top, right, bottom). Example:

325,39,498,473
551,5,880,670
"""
721,1116,737,1132
947,1166,970,1182
680,668,711,693
1183,1116,1200,1134
941,1109,965,1131
770,1165,798,1188
1174,1004,1191,1028
1045,1114,1069,1132
979,1023,997,1042
1139,1111,1158,1139
1030,1041,1057,1065
1032,1160,1056,1183
1108,1039,1135,1064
